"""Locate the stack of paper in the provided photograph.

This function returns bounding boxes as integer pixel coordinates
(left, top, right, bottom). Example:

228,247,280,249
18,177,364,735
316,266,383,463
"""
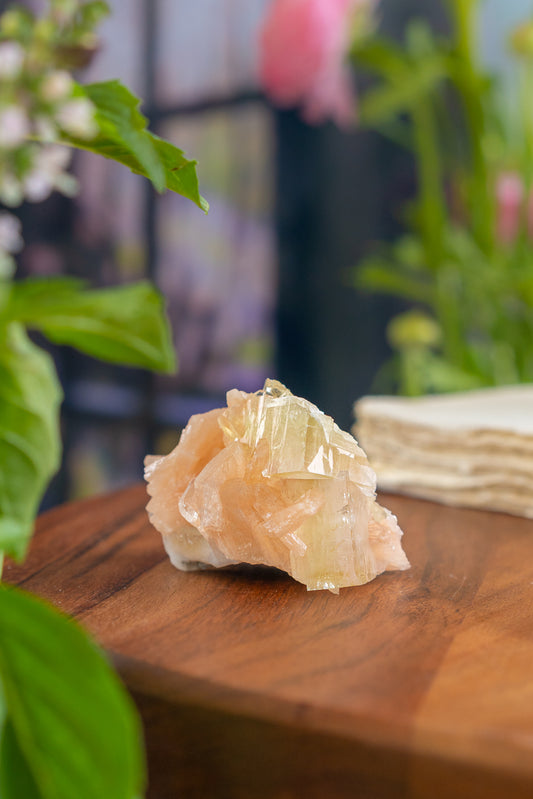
353,385,533,518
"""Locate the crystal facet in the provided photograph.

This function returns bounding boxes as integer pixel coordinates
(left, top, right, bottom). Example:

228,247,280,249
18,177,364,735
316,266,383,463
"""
145,380,409,592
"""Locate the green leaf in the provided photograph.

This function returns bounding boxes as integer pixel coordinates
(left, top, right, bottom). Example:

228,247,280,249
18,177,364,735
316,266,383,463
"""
0,584,145,799
0,324,62,561
150,132,209,211
0,676,5,728
359,54,447,126
355,258,433,304
0,719,41,799
418,353,485,393
6,278,176,373
60,80,208,212
405,19,440,60
82,80,165,191
76,0,110,30
352,37,408,78
393,236,427,271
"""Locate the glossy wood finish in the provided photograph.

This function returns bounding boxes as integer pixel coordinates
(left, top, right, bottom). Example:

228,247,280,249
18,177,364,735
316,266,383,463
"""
6,484,533,798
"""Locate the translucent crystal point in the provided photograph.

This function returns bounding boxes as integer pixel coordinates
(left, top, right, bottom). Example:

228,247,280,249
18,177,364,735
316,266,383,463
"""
145,379,409,592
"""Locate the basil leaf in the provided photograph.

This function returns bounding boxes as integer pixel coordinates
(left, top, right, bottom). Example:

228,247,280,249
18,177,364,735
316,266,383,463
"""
0,719,41,799
82,79,165,191
6,278,176,373
0,585,145,799
60,79,208,212
150,132,209,212
0,677,5,728
0,324,62,561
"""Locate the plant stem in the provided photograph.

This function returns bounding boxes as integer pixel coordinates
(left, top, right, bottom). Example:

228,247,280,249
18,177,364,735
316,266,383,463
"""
410,92,465,368
399,350,419,396
435,267,465,366
411,99,446,271
449,0,493,252
521,60,533,186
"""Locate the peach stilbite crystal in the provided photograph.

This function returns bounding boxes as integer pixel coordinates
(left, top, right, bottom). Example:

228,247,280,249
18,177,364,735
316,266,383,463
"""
144,380,409,592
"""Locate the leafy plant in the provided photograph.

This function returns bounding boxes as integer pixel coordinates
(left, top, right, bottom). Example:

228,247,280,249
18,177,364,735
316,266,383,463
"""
0,2,208,796
350,0,533,394
258,0,533,396
0,584,145,799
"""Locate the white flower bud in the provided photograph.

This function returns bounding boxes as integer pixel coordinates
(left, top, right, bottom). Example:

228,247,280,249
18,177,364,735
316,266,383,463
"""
56,98,97,139
24,144,73,201
0,106,30,148
24,170,54,202
0,173,23,206
39,143,72,173
0,41,25,79
55,172,78,197
0,251,16,278
35,115,57,142
41,70,74,102
0,211,23,253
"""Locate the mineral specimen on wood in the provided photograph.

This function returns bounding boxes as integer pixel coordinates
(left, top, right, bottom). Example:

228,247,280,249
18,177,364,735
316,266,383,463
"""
145,380,409,592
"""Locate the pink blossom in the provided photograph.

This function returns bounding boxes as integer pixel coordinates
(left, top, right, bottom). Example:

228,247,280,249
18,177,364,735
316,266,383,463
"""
258,0,371,127
495,171,524,245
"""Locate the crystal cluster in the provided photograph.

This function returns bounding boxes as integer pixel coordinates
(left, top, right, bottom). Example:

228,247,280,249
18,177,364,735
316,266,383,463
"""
145,380,409,593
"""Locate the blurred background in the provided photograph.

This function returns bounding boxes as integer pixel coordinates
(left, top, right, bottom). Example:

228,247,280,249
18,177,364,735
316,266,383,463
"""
5,0,527,505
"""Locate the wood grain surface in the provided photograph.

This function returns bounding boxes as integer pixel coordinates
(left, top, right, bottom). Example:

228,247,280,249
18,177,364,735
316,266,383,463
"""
5,484,533,799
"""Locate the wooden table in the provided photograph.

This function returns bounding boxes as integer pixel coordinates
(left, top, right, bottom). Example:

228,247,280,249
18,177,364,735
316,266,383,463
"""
5,484,533,799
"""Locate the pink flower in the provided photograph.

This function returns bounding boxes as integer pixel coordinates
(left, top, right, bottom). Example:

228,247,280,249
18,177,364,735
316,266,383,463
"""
495,171,524,245
258,0,372,127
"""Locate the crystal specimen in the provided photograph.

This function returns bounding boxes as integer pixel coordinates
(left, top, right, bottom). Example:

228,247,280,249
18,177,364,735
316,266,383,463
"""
145,380,409,592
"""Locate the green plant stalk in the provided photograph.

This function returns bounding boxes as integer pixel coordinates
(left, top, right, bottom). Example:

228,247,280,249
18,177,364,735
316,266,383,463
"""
400,349,420,396
404,95,471,371
411,99,446,272
409,96,468,370
520,60,533,190
434,268,466,367
449,0,493,252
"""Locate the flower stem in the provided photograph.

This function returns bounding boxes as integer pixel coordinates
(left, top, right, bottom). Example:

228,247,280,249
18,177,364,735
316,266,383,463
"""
449,0,493,252
411,96,467,369
435,267,465,366
410,88,467,368
411,99,446,272
521,60,533,185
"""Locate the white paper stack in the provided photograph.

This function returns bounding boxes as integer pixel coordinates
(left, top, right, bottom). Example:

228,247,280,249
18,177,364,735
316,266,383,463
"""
353,385,533,518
